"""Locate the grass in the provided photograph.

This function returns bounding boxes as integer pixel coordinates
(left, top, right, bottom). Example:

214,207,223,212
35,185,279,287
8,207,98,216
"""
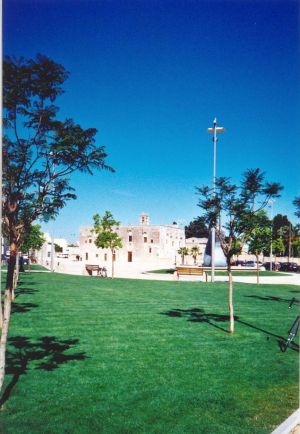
0,272,299,433
149,268,290,277
0,264,49,272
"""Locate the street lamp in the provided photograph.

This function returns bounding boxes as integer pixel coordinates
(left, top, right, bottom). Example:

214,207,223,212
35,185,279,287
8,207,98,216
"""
208,118,225,282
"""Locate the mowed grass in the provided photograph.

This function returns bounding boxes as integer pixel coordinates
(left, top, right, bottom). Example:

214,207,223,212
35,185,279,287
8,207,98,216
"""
0,272,299,434
150,268,290,277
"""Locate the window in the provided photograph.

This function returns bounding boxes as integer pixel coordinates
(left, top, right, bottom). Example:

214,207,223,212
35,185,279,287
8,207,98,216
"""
129,235,132,242
96,254,99,258
128,252,133,262
144,237,147,243
149,248,152,253
113,253,116,262
151,239,153,243
104,253,107,261
89,239,92,243
85,253,88,260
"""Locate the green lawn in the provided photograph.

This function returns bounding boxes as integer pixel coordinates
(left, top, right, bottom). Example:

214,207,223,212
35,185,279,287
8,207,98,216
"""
0,264,49,272
1,272,299,433
150,268,290,277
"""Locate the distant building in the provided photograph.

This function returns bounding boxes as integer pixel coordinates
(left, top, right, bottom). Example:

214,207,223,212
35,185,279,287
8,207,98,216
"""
79,213,185,266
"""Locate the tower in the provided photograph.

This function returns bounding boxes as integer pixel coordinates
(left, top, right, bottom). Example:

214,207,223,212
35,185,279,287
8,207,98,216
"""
139,212,150,226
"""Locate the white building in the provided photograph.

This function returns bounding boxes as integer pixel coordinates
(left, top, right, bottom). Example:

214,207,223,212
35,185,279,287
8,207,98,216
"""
79,213,185,269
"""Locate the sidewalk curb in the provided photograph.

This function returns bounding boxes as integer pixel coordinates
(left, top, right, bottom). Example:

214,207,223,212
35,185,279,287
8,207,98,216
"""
271,409,300,434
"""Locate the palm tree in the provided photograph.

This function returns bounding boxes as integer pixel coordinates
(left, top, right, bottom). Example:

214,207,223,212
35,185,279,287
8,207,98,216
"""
178,247,189,265
190,246,200,265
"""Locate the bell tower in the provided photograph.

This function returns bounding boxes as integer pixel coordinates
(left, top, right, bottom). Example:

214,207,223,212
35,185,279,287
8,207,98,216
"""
139,212,150,225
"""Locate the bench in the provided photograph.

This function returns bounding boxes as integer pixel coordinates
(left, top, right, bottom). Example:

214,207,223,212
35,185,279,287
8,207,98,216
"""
175,266,207,281
85,265,107,277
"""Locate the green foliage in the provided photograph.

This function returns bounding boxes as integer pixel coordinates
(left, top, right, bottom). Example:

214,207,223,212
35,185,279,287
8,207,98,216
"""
190,246,200,264
21,224,45,253
196,168,282,265
272,238,285,257
2,54,114,250
293,196,300,219
178,247,189,264
248,227,272,257
272,214,291,239
184,216,209,238
93,211,123,251
292,238,300,257
54,243,63,253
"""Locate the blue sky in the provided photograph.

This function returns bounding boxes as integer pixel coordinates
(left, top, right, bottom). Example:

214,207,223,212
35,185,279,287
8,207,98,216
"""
4,0,300,241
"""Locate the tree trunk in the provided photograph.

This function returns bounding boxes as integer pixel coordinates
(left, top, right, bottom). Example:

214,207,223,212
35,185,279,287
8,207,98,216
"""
28,250,31,271
227,263,234,334
6,245,17,302
256,253,259,285
0,242,18,392
111,249,114,278
0,285,2,329
0,289,12,392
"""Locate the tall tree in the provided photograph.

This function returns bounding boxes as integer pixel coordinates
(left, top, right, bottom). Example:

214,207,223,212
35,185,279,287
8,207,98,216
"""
21,224,45,272
178,247,189,265
190,246,200,265
185,216,209,239
196,168,282,333
247,211,272,284
1,54,114,392
293,197,300,219
272,238,285,263
93,211,123,278
272,214,291,239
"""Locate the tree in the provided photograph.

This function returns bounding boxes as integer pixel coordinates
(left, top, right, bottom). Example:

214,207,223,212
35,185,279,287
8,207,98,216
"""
293,197,300,219
93,211,123,278
190,246,200,265
292,238,300,257
178,247,189,265
21,224,45,271
272,214,294,257
54,243,63,253
196,168,282,333
247,213,272,284
185,217,209,239
1,54,114,392
272,238,285,263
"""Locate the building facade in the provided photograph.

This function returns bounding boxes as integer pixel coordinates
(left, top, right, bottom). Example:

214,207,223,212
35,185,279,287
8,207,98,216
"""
79,213,185,267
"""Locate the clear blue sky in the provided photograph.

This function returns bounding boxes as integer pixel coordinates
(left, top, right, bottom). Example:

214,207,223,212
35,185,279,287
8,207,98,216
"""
4,0,300,241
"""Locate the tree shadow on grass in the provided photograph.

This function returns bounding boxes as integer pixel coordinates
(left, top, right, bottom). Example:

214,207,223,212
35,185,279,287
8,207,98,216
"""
15,280,39,298
161,308,300,353
244,295,300,305
161,308,236,334
11,302,39,314
0,336,87,407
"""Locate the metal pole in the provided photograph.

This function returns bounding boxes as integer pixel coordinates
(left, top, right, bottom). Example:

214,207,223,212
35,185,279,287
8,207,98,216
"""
208,118,224,283
270,200,273,271
211,119,217,282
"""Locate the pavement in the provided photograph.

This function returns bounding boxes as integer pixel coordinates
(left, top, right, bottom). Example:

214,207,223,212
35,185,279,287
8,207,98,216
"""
48,259,300,285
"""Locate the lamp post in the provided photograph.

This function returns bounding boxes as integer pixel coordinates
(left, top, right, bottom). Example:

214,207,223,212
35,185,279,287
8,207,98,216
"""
208,118,225,282
268,199,274,271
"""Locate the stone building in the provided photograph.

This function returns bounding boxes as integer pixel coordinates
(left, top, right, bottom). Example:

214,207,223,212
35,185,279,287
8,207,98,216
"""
79,213,185,267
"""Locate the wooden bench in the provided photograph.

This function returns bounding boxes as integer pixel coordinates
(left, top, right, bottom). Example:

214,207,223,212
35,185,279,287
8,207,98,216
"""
86,265,107,277
175,266,207,281
86,264,100,276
